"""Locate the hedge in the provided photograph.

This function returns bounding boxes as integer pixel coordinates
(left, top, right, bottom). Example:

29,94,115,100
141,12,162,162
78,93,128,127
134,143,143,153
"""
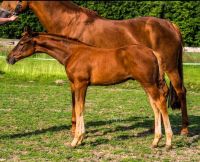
0,1,199,47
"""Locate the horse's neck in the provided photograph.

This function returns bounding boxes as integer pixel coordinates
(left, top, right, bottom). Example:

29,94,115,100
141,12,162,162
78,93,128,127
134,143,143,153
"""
29,1,98,36
34,36,73,65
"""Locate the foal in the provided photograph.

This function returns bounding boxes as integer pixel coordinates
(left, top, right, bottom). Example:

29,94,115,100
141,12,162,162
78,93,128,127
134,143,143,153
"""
7,30,173,149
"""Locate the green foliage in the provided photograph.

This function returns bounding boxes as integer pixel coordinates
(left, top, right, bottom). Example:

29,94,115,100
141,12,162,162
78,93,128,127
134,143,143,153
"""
162,1,200,47
0,1,199,46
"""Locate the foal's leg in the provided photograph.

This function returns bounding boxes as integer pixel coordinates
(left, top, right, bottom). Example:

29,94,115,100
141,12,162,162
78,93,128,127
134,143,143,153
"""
70,82,87,147
167,70,189,135
145,85,173,149
148,95,162,148
150,81,168,134
156,91,173,149
151,51,169,133
70,84,76,137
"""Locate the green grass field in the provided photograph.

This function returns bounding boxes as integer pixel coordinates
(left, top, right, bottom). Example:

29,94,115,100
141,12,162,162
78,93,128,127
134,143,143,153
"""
0,53,200,161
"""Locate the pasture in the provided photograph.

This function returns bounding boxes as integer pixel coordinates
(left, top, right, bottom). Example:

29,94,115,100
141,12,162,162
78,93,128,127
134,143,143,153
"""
0,52,200,161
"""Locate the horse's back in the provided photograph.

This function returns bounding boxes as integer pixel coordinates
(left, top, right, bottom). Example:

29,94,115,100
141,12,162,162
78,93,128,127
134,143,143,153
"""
85,16,180,50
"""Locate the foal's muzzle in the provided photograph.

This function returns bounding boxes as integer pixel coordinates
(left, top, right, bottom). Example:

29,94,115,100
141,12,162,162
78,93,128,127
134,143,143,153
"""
6,56,16,65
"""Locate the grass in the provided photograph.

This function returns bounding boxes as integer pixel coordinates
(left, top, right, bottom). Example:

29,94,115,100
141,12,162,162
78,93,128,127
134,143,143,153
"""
0,55,65,81
0,53,200,161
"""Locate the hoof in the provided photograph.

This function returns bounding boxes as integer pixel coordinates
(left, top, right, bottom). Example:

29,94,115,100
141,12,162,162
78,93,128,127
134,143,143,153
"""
70,135,84,148
152,136,162,149
70,140,80,148
165,145,172,151
180,128,189,136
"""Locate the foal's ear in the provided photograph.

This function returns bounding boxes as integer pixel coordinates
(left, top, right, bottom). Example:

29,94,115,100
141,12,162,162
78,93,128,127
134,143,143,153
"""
24,26,32,36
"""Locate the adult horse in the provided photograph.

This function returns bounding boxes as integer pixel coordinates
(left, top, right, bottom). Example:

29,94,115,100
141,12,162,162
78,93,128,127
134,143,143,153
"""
7,29,173,149
1,1,189,135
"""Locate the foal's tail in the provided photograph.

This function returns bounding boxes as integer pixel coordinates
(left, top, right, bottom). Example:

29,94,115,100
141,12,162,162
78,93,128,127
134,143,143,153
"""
168,23,183,109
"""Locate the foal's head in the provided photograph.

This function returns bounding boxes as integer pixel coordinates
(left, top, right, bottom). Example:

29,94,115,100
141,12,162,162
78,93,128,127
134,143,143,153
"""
7,27,36,64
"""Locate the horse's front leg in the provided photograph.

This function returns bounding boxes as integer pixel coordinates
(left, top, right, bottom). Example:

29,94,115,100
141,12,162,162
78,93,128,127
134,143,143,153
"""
70,82,88,147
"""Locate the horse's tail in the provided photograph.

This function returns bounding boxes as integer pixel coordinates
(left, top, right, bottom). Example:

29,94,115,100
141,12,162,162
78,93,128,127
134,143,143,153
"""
168,23,183,109
168,47,182,109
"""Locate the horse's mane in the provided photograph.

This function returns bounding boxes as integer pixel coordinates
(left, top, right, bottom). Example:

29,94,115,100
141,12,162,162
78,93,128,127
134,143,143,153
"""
80,7,100,18
60,1,100,18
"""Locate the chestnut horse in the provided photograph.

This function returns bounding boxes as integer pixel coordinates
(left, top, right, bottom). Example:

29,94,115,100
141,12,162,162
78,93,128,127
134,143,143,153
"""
1,1,188,134
7,29,173,149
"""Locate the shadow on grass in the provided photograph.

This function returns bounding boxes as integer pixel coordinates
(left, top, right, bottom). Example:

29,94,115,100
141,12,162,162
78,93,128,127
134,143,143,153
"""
86,116,153,138
0,70,5,75
87,114,200,146
0,114,199,143
0,116,153,140
169,114,200,136
0,125,71,139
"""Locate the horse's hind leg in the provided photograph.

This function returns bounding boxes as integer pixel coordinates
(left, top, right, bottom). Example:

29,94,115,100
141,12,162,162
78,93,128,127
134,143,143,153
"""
167,70,189,135
145,84,173,149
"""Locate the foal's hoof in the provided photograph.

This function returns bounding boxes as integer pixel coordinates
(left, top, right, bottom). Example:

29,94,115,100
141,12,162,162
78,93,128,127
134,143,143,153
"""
165,145,172,151
152,136,162,149
180,128,189,136
70,140,80,148
70,135,84,148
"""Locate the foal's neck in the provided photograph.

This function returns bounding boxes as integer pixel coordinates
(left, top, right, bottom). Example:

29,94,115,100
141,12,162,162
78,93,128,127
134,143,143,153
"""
34,34,83,65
